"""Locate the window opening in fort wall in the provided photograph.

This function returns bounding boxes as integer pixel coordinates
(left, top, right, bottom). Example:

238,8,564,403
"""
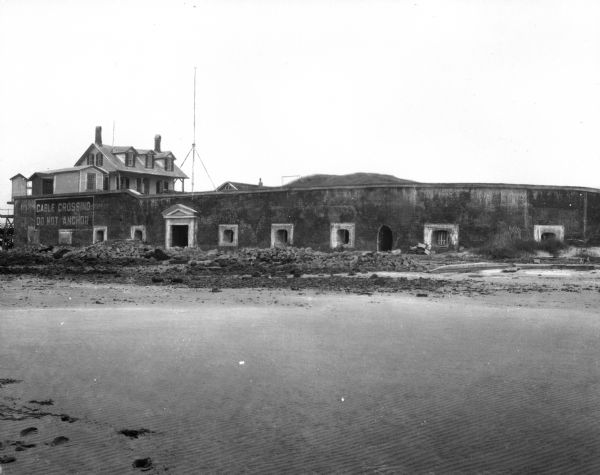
424,224,459,250
131,225,146,242
93,226,107,243
330,223,355,249
271,224,294,248
219,224,239,247
534,225,564,242
58,229,73,245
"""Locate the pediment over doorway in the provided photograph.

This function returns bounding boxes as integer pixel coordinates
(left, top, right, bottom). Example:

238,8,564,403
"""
161,203,198,218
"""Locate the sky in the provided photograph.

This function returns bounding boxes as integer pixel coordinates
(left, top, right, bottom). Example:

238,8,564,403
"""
1,0,600,208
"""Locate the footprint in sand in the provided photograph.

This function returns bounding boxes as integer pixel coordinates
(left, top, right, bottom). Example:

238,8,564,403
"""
132,457,153,471
20,427,38,437
11,441,36,451
118,428,154,439
47,436,69,446
0,455,16,464
60,414,78,423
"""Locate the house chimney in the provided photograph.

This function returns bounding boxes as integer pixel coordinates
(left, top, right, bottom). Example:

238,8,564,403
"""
95,126,102,146
154,134,161,152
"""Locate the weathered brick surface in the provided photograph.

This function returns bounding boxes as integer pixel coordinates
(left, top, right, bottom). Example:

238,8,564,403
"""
12,184,600,249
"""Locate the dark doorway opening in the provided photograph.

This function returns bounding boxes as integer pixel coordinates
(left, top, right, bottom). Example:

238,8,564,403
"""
133,230,143,241
42,179,54,195
541,232,556,241
378,225,393,251
171,225,189,247
95,229,105,242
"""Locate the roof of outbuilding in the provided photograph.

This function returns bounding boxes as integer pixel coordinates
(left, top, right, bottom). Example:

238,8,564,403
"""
216,181,265,192
29,165,107,179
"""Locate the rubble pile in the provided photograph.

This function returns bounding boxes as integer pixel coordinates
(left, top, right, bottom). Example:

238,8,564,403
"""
1,241,431,275
170,247,428,275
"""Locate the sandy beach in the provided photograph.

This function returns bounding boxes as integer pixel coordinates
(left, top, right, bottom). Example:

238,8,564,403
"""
1,272,599,473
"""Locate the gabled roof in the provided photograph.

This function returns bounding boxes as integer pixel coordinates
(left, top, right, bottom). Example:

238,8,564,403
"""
75,143,188,179
10,173,27,180
161,203,198,218
216,181,265,192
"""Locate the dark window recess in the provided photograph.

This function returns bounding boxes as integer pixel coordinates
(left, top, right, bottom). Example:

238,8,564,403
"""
146,154,154,168
86,173,96,191
96,154,103,167
434,230,449,246
337,229,350,245
143,178,150,194
275,229,288,245
42,179,54,195
164,181,169,191
136,178,142,191
223,229,234,243
541,232,557,241
120,177,130,190
171,225,188,247
95,229,105,242
156,181,162,194
103,175,109,191
133,229,143,241
87,153,94,166
126,152,135,167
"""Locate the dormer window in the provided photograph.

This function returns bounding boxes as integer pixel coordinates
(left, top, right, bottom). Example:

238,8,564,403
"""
145,153,154,169
165,158,173,172
126,151,135,167
95,153,103,167
87,153,94,166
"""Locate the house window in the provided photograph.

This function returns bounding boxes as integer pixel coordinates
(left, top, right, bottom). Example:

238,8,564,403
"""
146,153,154,168
95,153,103,167
87,153,94,166
164,181,169,192
271,224,294,248
219,225,239,247
42,178,54,195
86,173,96,191
93,226,107,243
136,178,142,191
330,223,355,249
120,177,130,190
126,151,135,167
103,175,109,191
58,229,73,245
165,158,174,172
156,181,162,194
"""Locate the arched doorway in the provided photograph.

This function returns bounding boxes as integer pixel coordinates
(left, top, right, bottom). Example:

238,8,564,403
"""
377,225,393,251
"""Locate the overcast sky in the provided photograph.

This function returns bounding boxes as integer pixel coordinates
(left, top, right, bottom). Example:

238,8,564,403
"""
1,0,600,207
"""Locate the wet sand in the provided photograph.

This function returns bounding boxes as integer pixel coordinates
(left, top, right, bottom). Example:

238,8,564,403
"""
1,275,600,473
